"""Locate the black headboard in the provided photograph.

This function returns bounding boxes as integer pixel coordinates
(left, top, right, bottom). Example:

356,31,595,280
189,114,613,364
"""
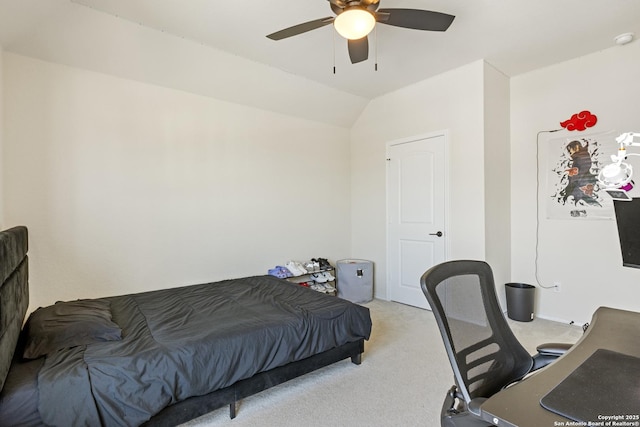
0,226,29,391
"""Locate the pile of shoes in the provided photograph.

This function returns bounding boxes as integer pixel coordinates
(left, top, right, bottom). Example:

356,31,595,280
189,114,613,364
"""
309,270,336,294
316,258,332,270
267,266,293,279
284,260,309,276
267,258,337,294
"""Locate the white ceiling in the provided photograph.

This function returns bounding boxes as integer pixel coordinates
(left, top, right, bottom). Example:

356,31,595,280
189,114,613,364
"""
0,0,639,125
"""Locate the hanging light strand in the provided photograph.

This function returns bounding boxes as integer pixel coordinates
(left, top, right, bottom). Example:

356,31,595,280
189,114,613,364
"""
375,24,378,71
332,27,336,74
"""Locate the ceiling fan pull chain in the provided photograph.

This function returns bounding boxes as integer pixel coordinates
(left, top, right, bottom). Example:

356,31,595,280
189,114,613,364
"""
333,28,336,74
375,25,378,71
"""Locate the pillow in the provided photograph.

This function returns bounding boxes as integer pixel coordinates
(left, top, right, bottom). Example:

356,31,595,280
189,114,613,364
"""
23,299,122,359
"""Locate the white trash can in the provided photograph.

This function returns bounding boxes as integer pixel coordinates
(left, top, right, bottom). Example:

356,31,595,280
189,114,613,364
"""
337,259,373,303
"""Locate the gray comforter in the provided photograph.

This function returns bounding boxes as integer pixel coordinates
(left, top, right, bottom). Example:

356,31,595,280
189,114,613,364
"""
36,275,372,426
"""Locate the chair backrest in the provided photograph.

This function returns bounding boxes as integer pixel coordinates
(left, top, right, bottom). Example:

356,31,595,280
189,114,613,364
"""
420,260,533,404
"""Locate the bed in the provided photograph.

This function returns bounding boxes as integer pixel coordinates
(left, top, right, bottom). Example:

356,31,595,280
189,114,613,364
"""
0,226,372,426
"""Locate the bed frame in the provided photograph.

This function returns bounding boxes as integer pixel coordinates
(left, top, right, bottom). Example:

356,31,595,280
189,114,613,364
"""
0,226,366,424
146,339,363,425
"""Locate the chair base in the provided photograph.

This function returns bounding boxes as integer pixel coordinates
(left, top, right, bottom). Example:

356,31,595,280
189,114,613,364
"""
441,386,495,427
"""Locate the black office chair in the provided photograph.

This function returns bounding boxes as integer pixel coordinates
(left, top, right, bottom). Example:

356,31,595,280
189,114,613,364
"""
420,260,571,427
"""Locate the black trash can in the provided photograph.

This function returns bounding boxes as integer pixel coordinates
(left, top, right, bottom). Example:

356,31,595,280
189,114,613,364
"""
505,283,535,322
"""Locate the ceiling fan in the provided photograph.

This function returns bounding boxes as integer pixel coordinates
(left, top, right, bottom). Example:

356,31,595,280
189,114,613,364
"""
266,0,455,64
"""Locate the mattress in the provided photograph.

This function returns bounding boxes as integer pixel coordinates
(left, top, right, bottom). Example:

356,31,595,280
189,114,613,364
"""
0,275,371,426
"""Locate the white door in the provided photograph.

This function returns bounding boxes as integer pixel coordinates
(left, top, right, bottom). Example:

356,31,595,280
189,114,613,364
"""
387,133,448,309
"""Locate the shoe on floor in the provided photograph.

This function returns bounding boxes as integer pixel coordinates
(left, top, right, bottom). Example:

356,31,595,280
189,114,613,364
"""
285,260,307,276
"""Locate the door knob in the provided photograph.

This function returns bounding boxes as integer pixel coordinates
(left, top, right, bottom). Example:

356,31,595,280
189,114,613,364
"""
429,231,443,237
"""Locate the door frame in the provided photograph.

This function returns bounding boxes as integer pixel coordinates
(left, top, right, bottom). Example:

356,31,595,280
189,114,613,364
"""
385,130,451,304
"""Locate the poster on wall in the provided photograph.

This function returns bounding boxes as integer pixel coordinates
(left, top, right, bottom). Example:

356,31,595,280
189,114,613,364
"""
546,130,616,220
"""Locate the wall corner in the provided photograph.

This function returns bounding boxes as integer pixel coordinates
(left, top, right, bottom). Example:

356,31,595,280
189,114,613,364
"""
483,62,512,300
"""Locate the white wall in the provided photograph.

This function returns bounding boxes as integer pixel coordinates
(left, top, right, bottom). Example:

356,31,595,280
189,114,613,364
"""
3,53,352,312
350,60,488,300
8,38,637,324
511,41,640,324
483,63,511,303
4,1,367,128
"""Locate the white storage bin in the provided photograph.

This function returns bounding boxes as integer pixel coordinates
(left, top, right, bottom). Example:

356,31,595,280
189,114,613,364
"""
337,259,373,303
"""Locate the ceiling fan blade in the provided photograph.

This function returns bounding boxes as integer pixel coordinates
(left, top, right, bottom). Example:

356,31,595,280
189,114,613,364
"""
348,37,369,64
266,17,334,40
377,9,455,31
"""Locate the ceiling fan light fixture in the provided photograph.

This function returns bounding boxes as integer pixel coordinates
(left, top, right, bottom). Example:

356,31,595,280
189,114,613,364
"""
333,8,376,40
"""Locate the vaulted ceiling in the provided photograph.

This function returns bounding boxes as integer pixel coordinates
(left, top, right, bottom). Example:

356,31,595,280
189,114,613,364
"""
1,0,639,126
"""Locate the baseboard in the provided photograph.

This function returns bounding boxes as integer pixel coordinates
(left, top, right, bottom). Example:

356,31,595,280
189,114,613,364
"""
534,313,588,328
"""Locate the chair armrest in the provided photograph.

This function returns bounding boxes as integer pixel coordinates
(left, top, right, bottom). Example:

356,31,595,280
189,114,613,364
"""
536,342,572,356
531,342,573,371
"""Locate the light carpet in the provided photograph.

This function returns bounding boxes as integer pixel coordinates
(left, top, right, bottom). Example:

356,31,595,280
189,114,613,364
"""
181,299,584,427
